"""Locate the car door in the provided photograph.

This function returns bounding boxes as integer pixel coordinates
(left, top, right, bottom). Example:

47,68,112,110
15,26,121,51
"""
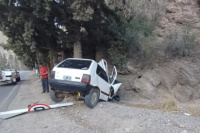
109,66,122,98
96,65,110,101
98,59,108,74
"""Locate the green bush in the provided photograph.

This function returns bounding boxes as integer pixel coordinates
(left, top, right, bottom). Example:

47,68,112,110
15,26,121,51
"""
124,14,156,58
108,13,157,69
108,40,126,68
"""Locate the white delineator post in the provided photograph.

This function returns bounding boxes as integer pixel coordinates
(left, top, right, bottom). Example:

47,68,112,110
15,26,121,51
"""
0,102,73,119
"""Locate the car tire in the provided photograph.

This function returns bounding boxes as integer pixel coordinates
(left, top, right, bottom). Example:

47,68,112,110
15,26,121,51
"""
85,89,99,108
17,77,21,82
12,81,17,85
113,95,120,101
50,90,65,102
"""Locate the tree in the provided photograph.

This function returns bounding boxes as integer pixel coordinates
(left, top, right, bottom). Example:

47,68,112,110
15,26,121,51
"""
0,0,119,68
54,0,116,58
0,0,62,68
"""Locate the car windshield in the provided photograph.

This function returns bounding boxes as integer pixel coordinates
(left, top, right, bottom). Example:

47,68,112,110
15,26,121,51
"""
57,59,92,70
5,69,15,71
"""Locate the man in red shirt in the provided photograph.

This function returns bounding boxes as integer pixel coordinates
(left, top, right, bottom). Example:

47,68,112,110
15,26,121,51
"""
39,63,49,93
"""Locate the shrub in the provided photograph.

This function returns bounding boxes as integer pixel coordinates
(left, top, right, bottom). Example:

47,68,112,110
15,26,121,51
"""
139,36,158,69
161,94,179,113
107,17,127,68
108,13,158,69
108,40,126,67
124,14,156,58
164,28,198,58
107,1,163,69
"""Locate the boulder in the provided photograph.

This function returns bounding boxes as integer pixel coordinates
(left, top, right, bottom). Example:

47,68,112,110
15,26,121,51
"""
178,67,199,86
133,77,158,99
172,84,194,102
159,68,178,90
143,71,161,87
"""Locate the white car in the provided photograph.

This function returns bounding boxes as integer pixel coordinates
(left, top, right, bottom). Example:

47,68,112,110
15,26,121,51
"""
48,58,122,108
0,69,20,84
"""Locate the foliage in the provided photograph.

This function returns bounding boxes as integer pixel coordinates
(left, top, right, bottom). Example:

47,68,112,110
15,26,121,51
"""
0,0,166,70
164,27,198,58
71,0,94,21
107,13,157,68
107,17,126,67
139,36,158,69
0,0,115,68
0,0,60,68
124,14,156,58
108,40,126,67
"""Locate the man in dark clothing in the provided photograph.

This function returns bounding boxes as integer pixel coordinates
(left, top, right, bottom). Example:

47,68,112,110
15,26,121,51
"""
39,63,49,93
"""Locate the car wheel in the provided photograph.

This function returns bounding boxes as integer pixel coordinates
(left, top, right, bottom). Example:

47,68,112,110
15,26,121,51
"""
113,95,120,101
17,77,21,82
50,90,65,102
85,89,99,108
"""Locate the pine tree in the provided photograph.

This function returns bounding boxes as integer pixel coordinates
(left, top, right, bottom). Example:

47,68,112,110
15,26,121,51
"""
0,0,118,67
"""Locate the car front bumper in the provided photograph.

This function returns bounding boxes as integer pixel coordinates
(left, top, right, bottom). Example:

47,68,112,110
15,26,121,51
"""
48,79,92,95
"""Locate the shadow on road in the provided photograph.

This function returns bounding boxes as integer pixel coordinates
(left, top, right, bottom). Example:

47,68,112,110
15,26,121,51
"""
0,79,33,87
0,83,17,87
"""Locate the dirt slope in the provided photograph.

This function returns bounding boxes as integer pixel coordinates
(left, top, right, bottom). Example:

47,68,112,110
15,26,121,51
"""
117,58,200,115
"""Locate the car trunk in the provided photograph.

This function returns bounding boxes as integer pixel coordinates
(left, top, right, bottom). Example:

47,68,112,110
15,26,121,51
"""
0,71,14,82
54,68,88,82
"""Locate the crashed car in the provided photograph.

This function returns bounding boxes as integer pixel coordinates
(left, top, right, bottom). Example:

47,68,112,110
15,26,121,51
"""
0,69,20,84
48,58,122,108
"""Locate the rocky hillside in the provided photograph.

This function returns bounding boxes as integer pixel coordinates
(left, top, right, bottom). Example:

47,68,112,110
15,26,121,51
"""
0,32,27,70
119,58,200,102
139,0,200,103
107,0,200,107
159,0,200,37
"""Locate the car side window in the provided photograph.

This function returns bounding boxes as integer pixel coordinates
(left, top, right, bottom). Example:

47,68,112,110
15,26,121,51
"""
96,65,108,82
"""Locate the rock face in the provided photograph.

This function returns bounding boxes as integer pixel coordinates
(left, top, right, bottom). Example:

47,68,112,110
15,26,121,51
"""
0,32,26,70
131,58,200,102
108,0,200,103
159,0,200,36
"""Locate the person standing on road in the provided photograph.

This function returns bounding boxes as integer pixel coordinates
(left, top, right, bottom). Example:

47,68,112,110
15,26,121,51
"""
39,63,49,93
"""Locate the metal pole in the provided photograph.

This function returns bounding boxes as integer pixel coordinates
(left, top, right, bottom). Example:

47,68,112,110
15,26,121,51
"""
35,62,39,78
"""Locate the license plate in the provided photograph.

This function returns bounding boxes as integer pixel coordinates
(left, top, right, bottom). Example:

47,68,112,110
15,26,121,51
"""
63,76,71,80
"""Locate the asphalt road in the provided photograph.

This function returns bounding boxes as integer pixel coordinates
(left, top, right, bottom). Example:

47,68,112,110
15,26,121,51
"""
0,71,33,112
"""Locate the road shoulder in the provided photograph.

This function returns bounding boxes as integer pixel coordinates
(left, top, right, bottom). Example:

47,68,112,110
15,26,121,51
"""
0,74,200,133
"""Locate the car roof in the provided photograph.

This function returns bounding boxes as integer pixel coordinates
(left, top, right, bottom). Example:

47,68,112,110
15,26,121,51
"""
67,58,95,61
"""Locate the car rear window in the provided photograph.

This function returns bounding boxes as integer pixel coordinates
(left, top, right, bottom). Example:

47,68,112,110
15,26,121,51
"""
57,59,92,70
